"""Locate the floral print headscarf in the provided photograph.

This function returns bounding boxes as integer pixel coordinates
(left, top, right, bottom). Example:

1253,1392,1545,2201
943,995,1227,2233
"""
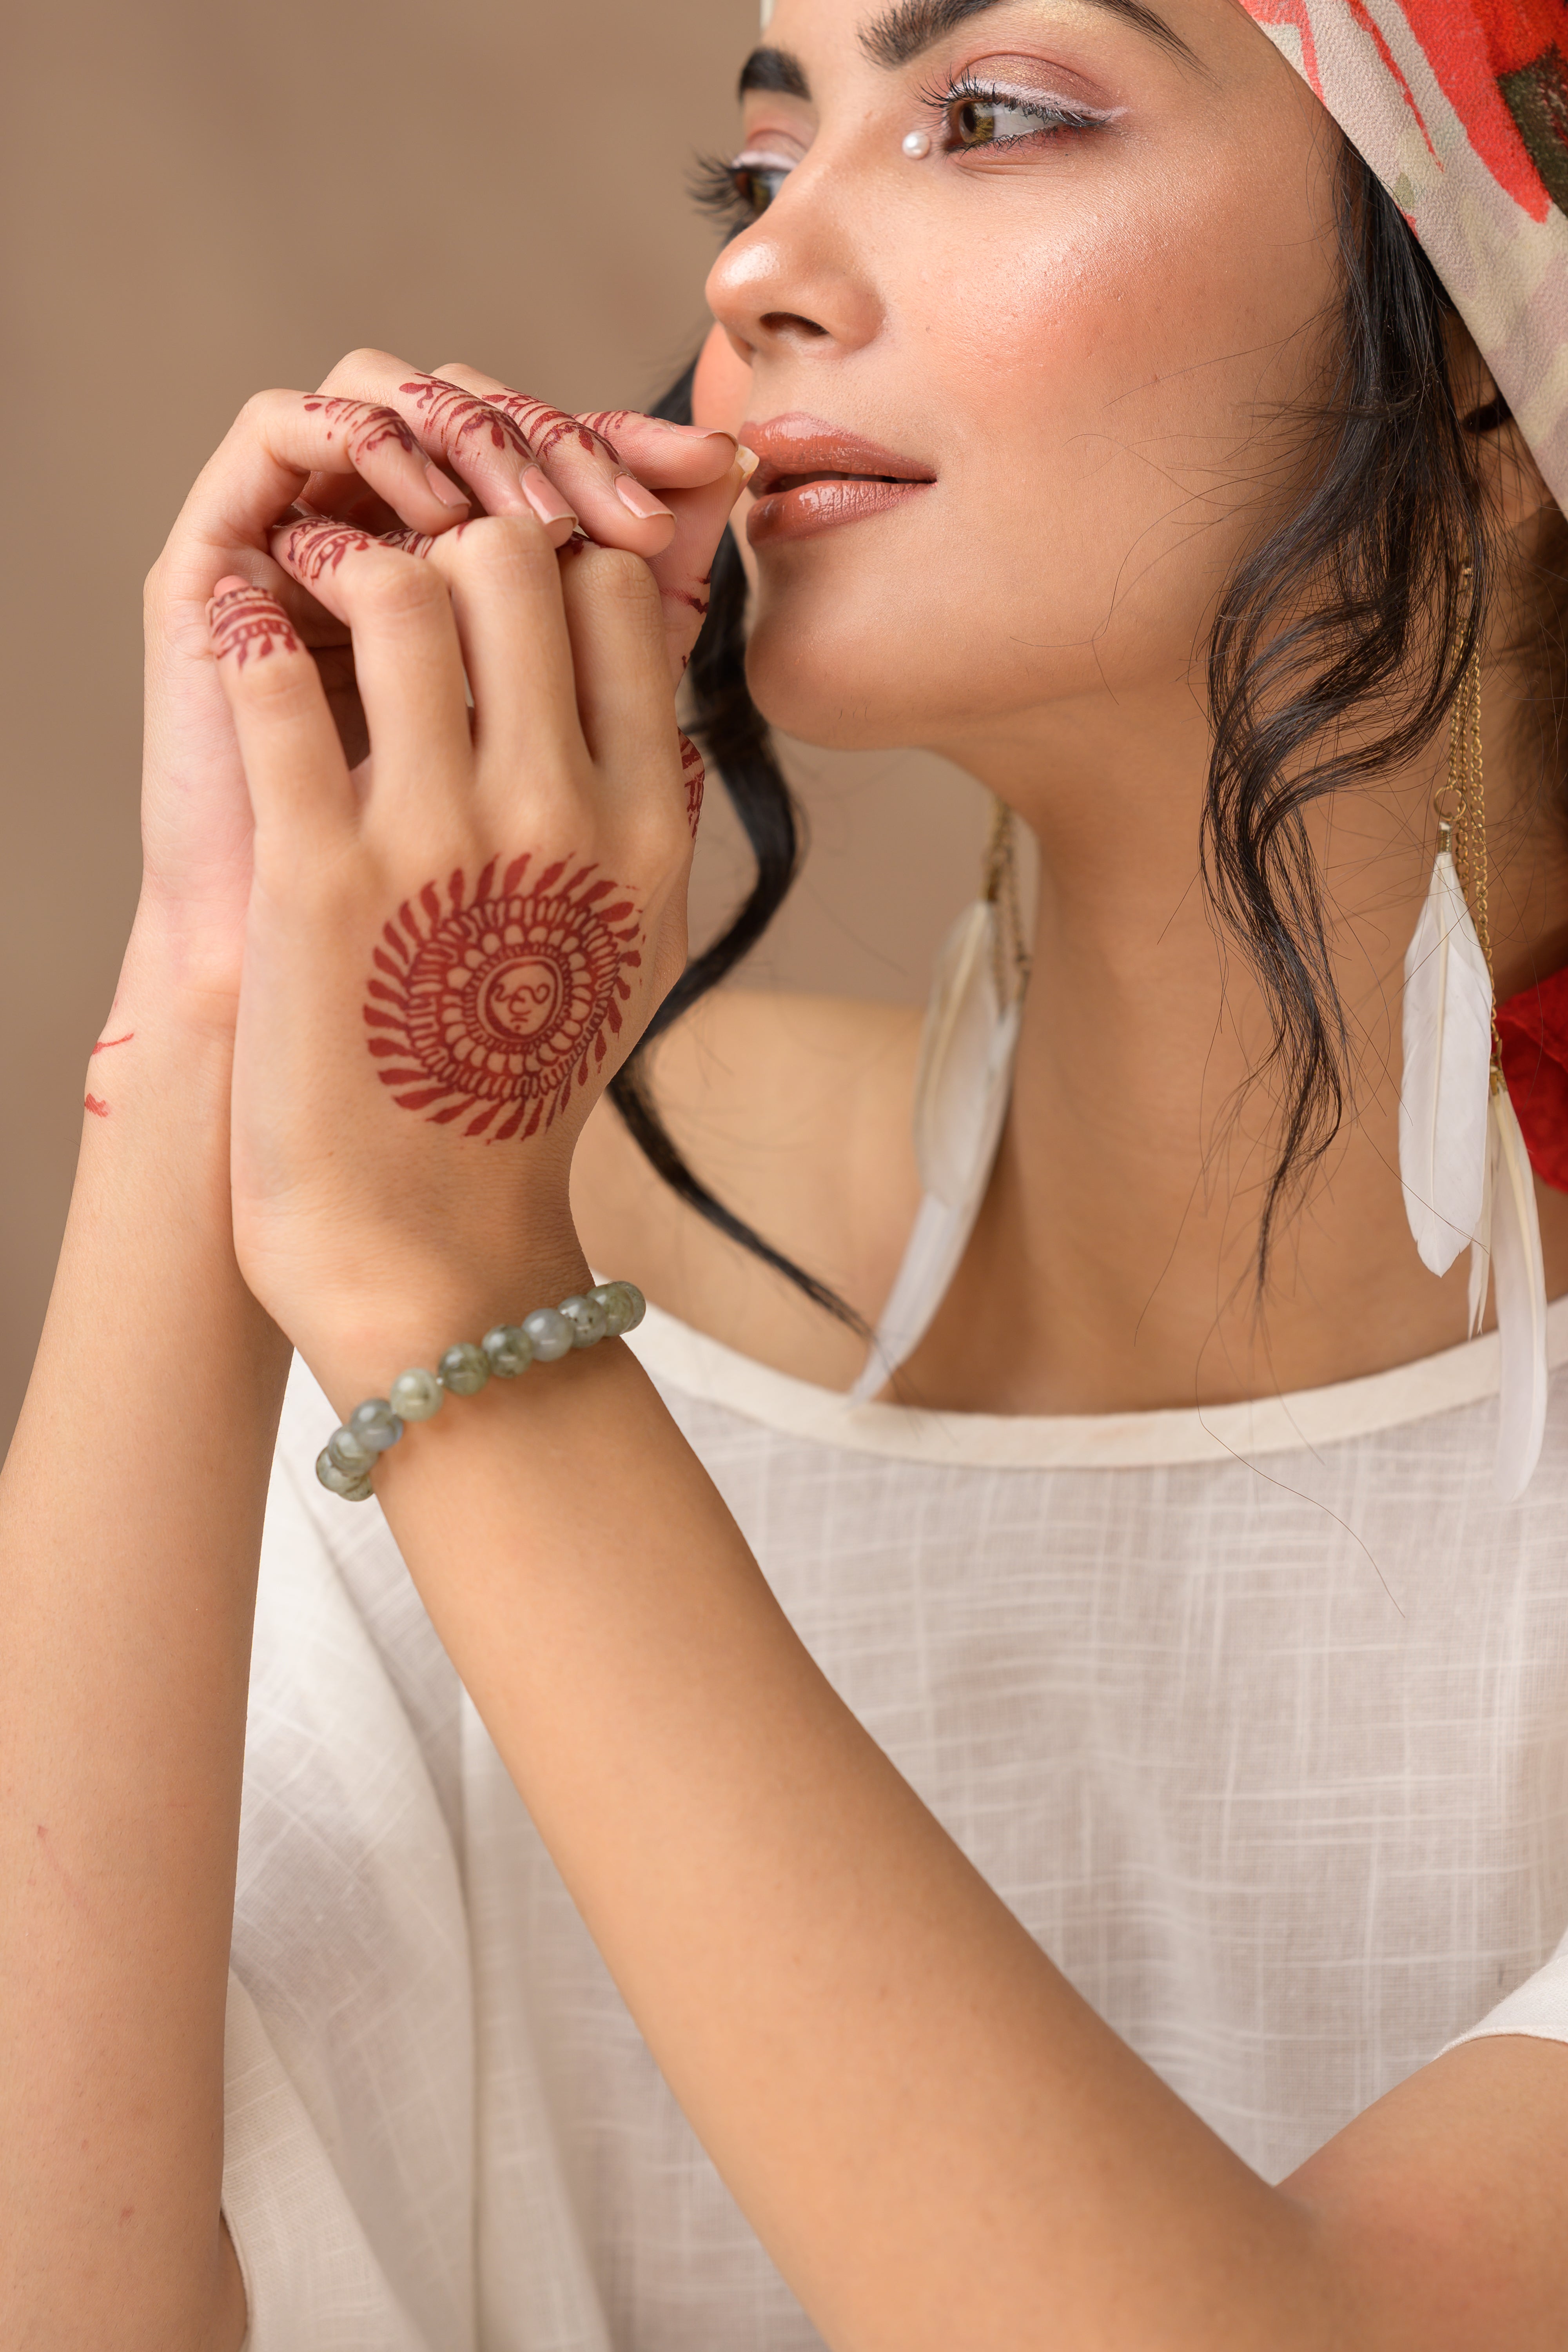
1243,1,1568,507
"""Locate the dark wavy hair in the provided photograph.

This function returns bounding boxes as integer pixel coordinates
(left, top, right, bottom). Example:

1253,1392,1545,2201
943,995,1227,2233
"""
611,145,1568,1316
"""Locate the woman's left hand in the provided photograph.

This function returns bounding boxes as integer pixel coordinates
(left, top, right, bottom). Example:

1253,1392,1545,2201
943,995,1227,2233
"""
213,458,743,1377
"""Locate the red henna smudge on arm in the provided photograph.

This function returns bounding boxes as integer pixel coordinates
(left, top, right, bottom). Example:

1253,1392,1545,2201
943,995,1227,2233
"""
363,858,643,1142
209,583,299,667
679,733,706,838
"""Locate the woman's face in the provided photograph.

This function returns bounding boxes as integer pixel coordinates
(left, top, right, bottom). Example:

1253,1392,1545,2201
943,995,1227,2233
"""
693,0,1342,771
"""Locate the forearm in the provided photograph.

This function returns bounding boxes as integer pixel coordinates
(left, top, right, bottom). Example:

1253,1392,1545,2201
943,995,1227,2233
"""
0,929,287,2348
314,1281,1342,2352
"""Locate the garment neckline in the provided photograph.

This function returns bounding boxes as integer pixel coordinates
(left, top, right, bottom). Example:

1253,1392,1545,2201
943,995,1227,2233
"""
627,1294,1568,1471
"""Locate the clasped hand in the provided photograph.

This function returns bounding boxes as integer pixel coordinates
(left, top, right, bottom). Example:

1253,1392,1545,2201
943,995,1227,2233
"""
138,348,746,1371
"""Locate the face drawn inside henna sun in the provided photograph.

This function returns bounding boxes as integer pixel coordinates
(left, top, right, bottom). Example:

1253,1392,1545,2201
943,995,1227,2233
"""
365,854,642,1143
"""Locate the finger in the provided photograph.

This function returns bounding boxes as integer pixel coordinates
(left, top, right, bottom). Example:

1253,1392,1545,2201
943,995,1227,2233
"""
643,448,759,684
207,579,354,844
557,543,673,778
577,409,739,492
417,514,585,775
430,365,691,558
313,349,576,545
268,515,472,817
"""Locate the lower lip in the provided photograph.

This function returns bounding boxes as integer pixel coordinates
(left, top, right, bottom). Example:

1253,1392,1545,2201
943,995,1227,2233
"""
746,476,933,548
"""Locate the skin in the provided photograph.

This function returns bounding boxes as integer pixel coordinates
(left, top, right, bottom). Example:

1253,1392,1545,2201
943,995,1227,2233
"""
4,3,1568,2348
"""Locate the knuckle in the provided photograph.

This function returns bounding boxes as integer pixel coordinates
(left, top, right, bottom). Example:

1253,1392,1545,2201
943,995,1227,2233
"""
358,556,447,625
583,544,660,613
452,512,553,584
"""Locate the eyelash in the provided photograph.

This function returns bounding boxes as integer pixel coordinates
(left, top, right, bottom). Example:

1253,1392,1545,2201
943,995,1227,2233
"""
693,74,1111,238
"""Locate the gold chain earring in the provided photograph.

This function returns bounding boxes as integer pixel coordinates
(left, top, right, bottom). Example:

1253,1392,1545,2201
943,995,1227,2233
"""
1398,571,1548,1496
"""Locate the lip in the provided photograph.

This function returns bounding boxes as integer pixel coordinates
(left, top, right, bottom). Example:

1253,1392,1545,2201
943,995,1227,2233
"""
740,413,936,548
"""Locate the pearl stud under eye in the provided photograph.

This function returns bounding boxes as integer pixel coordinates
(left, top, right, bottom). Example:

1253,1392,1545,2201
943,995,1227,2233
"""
902,129,932,158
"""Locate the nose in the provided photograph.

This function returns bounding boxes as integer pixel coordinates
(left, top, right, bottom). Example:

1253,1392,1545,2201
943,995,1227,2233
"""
704,172,883,368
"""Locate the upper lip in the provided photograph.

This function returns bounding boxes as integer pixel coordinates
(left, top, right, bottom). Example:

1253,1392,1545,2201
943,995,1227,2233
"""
740,414,936,498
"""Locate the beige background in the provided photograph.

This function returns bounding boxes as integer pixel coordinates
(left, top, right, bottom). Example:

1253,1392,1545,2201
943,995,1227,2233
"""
0,0,987,1444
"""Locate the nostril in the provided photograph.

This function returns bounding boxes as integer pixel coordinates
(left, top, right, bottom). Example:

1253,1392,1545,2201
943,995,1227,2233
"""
759,312,829,340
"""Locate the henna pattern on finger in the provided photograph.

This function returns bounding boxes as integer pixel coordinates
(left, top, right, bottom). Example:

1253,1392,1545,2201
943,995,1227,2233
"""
278,516,380,585
302,396,420,463
399,375,532,461
84,1094,109,1118
365,857,643,1141
483,389,615,465
679,733,705,839
91,1033,134,1054
210,584,299,666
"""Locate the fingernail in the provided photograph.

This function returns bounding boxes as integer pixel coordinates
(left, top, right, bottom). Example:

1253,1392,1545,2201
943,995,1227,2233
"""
661,421,737,450
520,465,579,529
614,475,675,523
736,445,760,484
424,461,469,510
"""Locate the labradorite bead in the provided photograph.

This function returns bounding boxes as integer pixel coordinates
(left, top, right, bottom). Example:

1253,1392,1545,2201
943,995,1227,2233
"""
327,1423,378,1476
559,1294,609,1348
316,1447,374,1500
482,1324,534,1379
522,1306,574,1362
390,1366,444,1422
587,1282,632,1338
438,1342,490,1396
349,1399,404,1452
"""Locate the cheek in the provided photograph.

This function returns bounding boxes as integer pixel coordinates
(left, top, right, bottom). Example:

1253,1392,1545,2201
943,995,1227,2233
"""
692,323,753,439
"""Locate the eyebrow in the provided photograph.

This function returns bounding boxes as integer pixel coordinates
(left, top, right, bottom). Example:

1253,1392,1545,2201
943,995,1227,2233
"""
862,0,1201,70
738,0,1202,110
738,46,813,101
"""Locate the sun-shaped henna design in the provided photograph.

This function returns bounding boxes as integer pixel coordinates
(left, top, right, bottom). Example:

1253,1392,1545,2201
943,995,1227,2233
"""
364,855,643,1142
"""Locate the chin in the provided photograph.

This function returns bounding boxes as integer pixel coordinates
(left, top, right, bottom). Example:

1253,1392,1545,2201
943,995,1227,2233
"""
743,572,962,751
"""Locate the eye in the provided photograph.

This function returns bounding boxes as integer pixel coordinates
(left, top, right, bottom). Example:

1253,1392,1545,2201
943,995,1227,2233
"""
929,78,1112,154
691,148,795,237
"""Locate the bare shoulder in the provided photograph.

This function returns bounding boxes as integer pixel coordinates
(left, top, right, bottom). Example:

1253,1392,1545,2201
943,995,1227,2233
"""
573,988,923,1388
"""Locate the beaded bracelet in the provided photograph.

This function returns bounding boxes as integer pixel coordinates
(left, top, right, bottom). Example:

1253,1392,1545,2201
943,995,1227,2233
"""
314,1279,646,1502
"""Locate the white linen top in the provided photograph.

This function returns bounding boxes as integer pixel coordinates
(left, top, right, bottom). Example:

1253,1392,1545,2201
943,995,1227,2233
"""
223,1299,1568,2352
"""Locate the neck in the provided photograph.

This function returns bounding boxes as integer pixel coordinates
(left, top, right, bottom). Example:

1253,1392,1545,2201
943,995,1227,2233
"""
903,662,1568,1415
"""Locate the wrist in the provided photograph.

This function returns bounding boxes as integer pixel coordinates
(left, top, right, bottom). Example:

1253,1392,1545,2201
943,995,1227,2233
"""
113,900,243,1051
287,1231,597,1418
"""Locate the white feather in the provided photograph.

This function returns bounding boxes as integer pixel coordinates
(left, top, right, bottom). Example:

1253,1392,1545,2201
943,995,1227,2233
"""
1488,1082,1550,1501
1466,1126,1494,1338
850,902,1019,1404
1399,848,1493,1274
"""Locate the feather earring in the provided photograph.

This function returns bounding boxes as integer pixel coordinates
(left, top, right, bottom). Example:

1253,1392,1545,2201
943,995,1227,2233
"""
1399,606,1548,1497
849,798,1030,1404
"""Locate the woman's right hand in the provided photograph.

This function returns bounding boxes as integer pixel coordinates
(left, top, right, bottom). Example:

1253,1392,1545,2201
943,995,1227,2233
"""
136,350,737,1018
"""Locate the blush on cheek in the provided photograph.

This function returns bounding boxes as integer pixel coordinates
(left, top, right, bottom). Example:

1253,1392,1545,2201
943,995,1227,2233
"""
692,323,753,441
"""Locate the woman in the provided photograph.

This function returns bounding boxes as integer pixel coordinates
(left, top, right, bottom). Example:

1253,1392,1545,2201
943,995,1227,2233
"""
5,0,1568,2343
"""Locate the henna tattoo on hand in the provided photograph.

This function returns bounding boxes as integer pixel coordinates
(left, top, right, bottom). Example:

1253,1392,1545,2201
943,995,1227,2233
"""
679,733,705,838
483,390,617,466
301,396,419,464
84,1094,109,1117
398,376,532,461
279,515,379,585
364,857,643,1142
90,1033,133,1055
210,584,299,666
